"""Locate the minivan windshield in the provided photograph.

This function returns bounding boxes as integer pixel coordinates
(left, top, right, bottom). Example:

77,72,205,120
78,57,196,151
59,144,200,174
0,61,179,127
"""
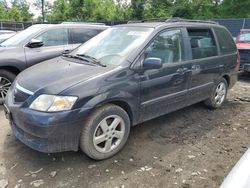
72,27,154,66
1,25,45,47
237,32,250,43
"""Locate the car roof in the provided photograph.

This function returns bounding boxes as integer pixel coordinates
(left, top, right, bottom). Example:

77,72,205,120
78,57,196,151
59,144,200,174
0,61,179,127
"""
29,23,109,30
116,19,222,29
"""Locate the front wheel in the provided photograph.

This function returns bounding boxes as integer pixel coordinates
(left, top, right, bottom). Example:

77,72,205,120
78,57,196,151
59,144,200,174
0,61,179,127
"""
80,104,130,160
0,70,16,104
204,78,228,109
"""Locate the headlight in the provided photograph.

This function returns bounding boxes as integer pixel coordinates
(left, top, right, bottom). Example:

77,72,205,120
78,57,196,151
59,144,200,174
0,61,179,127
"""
29,94,78,112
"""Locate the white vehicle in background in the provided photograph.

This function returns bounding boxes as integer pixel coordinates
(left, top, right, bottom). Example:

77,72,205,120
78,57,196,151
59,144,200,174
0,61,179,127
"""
0,30,15,35
220,148,250,188
0,32,16,43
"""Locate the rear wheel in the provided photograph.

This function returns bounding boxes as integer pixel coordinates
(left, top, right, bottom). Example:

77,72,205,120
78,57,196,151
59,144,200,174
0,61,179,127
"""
80,104,130,160
0,70,16,104
204,78,228,109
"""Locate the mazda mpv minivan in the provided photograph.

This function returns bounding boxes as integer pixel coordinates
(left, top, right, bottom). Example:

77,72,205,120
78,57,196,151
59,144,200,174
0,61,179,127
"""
4,19,239,160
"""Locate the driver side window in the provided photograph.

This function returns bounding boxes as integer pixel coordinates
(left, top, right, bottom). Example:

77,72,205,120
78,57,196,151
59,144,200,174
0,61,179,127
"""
145,29,184,64
35,28,68,47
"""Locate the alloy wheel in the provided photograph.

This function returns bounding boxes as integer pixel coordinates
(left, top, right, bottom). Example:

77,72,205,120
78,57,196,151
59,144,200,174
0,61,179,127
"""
0,77,11,100
93,115,125,153
214,82,226,105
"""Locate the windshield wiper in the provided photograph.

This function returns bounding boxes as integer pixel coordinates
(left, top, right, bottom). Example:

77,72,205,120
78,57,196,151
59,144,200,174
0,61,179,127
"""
62,54,95,65
76,54,106,67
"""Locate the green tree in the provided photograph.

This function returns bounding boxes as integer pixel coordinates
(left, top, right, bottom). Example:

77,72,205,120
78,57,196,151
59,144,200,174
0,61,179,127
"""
144,0,172,18
0,2,7,20
48,0,69,21
130,0,146,19
7,0,33,21
218,0,250,18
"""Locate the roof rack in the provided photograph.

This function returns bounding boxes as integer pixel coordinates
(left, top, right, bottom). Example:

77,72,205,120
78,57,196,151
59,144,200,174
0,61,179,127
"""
127,17,170,24
128,17,218,25
61,22,106,25
165,17,218,24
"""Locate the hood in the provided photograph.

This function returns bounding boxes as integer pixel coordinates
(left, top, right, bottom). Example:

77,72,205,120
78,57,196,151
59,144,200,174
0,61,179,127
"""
236,42,250,49
16,57,115,95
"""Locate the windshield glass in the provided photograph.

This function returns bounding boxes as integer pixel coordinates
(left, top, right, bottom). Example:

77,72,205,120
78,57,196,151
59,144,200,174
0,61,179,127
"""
1,25,44,47
237,32,250,43
72,27,154,66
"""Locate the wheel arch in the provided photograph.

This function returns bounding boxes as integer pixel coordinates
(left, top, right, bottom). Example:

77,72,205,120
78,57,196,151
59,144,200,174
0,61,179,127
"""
93,99,135,126
0,66,21,75
222,74,230,87
109,100,133,125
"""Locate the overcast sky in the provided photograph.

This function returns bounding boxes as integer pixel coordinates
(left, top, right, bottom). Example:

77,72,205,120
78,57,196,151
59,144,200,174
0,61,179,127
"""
28,0,55,18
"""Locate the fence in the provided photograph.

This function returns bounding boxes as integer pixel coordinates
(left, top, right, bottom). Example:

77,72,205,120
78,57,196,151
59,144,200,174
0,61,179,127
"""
214,18,250,37
1,18,250,37
0,21,32,31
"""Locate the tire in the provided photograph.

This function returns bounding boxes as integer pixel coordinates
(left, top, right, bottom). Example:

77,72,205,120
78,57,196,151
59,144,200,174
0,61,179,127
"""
0,70,16,104
80,104,131,160
204,78,228,109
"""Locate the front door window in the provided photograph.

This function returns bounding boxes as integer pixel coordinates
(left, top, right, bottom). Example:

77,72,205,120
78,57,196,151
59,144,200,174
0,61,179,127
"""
35,28,68,47
145,29,184,64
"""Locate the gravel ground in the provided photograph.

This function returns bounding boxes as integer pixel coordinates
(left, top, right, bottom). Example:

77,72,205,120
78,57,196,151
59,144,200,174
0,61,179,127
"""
0,74,249,188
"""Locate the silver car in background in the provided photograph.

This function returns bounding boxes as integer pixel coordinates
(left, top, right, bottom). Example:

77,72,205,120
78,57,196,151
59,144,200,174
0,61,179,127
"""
0,23,109,102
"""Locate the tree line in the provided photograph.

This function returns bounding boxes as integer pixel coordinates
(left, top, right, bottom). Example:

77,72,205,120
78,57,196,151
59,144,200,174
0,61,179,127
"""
0,0,250,22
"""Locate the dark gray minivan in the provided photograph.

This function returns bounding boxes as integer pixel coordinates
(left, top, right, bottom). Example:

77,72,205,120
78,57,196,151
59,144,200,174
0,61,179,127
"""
4,19,239,160
0,23,108,102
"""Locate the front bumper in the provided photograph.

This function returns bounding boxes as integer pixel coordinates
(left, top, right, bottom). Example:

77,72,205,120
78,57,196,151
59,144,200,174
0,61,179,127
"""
4,90,91,153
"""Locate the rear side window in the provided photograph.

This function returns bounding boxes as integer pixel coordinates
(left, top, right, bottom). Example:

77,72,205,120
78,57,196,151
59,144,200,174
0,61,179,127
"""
69,28,101,44
214,27,236,55
188,29,218,60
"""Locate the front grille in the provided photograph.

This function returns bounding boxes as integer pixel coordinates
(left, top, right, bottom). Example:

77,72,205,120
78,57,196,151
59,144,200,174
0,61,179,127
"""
13,83,32,103
239,49,250,62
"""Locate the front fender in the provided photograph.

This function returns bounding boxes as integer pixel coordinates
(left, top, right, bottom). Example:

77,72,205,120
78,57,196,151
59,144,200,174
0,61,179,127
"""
79,91,140,125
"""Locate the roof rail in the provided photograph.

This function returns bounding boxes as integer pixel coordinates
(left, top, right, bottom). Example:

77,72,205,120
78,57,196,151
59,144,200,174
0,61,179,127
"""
61,22,106,25
165,17,218,24
127,17,170,24
127,17,218,25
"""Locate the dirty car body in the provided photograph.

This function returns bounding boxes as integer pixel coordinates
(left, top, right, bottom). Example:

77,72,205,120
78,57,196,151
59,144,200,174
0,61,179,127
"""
4,20,239,159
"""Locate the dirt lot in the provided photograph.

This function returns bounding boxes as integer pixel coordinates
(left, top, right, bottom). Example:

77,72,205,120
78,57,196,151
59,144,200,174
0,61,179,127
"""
0,75,249,188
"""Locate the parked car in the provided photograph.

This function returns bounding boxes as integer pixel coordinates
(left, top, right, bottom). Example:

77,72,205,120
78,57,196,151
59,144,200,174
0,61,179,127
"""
4,19,238,160
0,23,109,102
0,30,15,35
236,29,250,73
220,148,250,188
0,32,16,43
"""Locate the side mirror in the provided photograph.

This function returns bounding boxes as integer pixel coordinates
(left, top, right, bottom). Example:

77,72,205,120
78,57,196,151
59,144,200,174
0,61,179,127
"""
27,39,44,48
62,49,72,55
143,58,162,70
